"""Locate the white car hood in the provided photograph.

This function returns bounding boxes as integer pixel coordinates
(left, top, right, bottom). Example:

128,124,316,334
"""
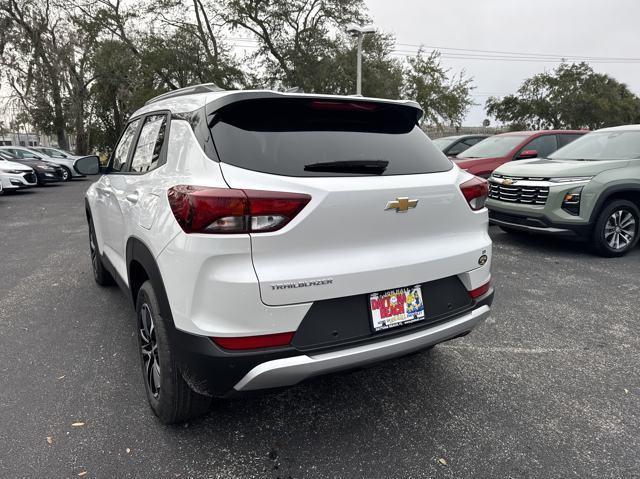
0,160,31,171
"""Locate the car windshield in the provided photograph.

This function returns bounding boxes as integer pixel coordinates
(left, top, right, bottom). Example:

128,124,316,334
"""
11,148,39,159
457,135,527,159
549,130,640,160
36,147,68,158
431,137,458,150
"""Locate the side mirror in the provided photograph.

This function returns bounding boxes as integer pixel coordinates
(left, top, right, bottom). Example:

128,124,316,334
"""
517,149,538,159
75,155,100,175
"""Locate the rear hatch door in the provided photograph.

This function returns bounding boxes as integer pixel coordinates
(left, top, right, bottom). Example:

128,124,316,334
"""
211,97,488,306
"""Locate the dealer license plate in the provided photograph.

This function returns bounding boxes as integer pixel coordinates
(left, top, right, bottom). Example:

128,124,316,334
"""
369,285,425,332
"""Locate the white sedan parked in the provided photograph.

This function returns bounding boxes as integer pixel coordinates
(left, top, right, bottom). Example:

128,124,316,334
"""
0,157,37,191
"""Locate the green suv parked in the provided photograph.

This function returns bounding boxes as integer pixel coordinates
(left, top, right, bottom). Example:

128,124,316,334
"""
487,125,640,257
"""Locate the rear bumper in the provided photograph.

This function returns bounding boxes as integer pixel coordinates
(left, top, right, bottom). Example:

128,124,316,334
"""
234,303,490,392
168,291,493,397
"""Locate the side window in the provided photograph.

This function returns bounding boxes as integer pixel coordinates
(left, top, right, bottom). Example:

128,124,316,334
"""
557,134,583,148
130,114,167,173
111,119,141,172
519,135,558,159
447,140,468,156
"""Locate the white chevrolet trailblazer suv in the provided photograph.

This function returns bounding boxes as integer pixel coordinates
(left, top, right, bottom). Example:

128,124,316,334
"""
82,84,494,424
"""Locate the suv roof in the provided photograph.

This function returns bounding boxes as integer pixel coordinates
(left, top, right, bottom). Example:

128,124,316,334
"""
596,124,640,132
497,130,587,137
133,86,423,119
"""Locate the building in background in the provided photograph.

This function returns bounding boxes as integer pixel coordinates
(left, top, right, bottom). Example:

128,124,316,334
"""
0,131,60,148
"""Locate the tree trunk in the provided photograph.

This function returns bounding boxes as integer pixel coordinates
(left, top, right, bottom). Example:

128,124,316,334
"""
74,116,88,155
47,62,69,150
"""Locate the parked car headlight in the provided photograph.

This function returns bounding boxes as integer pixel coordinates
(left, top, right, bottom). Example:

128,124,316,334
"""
561,186,584,215
6,170,25,174
549,176,593,183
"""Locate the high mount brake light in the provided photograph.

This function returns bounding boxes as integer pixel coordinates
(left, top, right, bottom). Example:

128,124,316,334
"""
309,100,379,112
167,185,311,234
460,177,489,211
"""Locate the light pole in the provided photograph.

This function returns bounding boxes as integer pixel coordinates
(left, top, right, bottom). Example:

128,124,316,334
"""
346,24,376,96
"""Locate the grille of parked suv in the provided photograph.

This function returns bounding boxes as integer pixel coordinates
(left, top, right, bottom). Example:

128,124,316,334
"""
24,172,36,183
489,177,549,205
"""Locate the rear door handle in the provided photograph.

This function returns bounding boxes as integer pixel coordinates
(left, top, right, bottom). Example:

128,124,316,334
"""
125,192,140,204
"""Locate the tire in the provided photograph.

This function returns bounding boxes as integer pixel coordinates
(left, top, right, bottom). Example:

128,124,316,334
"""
499,225,528,236
61,167,71,181
136,281,211,424
592,199,640,257
88,216,114,286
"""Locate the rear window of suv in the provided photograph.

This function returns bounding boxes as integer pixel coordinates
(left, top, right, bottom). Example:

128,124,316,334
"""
209,98,452,177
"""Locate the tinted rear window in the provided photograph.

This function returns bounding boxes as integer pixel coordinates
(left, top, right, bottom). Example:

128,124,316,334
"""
210,99,452,177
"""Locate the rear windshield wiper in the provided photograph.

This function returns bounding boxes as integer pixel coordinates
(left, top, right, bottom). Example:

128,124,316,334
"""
304,160,389,174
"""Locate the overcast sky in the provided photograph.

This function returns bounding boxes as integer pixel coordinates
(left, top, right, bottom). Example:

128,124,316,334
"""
366,0,640,126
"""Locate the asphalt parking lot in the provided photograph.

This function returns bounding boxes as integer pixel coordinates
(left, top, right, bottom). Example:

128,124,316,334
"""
1,179,639,479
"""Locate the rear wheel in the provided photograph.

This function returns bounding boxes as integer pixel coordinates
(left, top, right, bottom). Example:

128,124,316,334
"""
592,200,639,257
136,281,211,424
88,217,114,286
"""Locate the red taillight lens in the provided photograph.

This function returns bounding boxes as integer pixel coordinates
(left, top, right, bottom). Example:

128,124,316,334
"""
469,281,491,299
168,186,311,234
244,189,312,232
211,332,294,350
460,177,489,211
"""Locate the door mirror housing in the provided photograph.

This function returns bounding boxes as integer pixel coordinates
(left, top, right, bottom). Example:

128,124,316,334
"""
75,155,100,175
517,149,538,159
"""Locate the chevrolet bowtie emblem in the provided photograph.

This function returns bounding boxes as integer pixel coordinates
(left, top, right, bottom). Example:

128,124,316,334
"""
502,178,515,186
385,197,418,213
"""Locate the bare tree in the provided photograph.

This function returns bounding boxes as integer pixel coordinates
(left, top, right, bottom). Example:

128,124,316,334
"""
1,0,70,149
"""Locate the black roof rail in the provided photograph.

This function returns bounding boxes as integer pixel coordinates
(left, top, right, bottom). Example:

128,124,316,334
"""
145,83,224,106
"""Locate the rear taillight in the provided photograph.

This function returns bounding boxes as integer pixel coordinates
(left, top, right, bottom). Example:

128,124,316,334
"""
460,177,489,211
211,332,294,350
168,185,311,234
469,281,491,299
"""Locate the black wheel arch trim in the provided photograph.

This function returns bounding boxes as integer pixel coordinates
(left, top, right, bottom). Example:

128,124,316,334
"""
589,184,640,223
126,237,177,328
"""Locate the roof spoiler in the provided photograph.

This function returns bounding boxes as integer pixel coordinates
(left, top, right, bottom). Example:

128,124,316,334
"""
145,83,224,106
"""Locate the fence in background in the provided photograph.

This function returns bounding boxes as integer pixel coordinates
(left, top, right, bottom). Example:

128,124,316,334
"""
424,126,507,139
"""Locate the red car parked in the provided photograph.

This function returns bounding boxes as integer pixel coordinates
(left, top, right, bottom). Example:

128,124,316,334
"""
453,130,587,178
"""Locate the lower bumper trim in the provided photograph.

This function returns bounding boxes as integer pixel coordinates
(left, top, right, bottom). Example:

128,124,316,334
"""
233,305,490,392
491,217,574,235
